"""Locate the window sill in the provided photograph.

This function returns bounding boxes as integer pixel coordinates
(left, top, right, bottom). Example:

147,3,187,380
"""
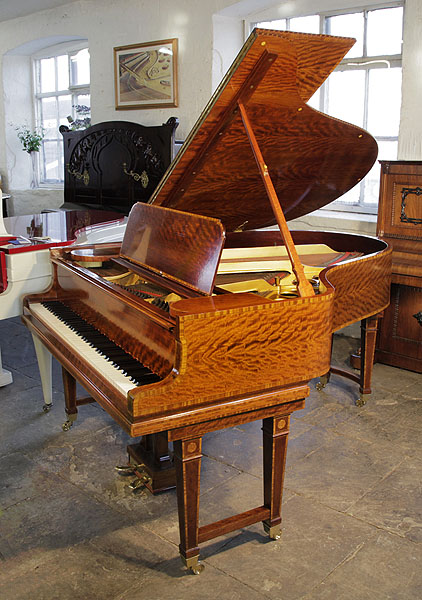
288,209,377,236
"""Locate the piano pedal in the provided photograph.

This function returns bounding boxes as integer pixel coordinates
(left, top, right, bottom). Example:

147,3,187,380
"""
128,471,153,493
115,463,143,476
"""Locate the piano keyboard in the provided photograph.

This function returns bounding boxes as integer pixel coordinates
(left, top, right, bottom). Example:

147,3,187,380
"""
30,301,161,395
116,284,170,312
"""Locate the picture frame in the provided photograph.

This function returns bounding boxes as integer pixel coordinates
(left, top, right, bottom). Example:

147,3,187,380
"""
114,38,178,110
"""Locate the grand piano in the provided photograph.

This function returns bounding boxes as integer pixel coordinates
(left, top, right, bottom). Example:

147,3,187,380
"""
22,29,391,573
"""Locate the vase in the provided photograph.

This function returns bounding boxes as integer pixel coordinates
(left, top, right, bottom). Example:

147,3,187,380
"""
29,151,39,189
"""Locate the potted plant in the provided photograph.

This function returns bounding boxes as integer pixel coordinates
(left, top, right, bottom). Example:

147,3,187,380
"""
14,124,46,188
65,104,91,130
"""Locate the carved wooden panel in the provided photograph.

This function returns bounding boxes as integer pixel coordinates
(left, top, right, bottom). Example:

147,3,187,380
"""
376,284,422,372
376,161,422,372
61,118,178,215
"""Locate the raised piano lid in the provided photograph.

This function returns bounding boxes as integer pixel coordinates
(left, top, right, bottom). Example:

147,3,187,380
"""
148,28,378,231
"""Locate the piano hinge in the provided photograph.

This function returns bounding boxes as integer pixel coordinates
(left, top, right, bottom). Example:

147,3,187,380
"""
234,221,248,232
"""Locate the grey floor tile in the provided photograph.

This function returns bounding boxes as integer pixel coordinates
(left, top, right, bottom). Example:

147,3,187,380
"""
203,493,379,600
284,430,409,512
302,530,422,600
0,475,132,560
348,455,422,542
0,321,420,598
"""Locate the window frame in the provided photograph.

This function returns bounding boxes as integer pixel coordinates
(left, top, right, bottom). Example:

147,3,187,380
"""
33,41,90,186
250,2,404,214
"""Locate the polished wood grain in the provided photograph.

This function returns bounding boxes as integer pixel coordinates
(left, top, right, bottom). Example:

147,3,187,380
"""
375,161,422,372
172,398,304,569
238,100,315,297
129,289,334,421
150,30,377,231
121,203,225,295
225,229,392,331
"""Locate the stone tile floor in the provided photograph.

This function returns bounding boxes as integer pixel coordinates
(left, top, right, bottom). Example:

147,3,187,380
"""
0,316,421,599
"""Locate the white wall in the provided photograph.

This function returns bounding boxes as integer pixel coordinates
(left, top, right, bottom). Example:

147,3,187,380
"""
0,0,238,213
398,0,422,159
1,0,421,216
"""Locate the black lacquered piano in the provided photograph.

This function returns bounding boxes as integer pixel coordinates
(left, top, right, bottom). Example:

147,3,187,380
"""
22,29,391,573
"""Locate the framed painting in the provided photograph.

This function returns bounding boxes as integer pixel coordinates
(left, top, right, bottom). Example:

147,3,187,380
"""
114,38,178,110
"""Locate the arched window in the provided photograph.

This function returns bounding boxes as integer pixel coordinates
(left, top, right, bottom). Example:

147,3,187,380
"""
250,3,404,213
33,41,90,184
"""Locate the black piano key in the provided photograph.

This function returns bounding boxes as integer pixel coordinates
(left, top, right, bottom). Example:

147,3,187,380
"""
41,301,162,387
115,284,170,312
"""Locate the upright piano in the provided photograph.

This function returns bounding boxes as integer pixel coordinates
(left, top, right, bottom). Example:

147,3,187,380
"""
22,29,391,573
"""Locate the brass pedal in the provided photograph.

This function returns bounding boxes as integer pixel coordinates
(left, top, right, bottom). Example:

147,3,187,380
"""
115,464,138,476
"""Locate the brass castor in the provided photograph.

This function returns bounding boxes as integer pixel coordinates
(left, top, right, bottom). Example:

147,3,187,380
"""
316,373,330,391
62,413,77,431
263,521,281,540
356,393,368,407
191,562,204,575
42,403,52,413
183,555,204,575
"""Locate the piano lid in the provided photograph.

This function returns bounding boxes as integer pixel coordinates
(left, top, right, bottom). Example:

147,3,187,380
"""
149,28,378,232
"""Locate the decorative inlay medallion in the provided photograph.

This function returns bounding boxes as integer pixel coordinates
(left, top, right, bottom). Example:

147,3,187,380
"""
413,311,422,326
400,187,422,225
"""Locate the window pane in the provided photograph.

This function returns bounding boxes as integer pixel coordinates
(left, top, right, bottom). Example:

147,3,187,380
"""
289,15,319,34
58,95,72,125
367,7,403,56
367,67,402,137
40,57,55,93
325,70,365,127
75,94,91,110
43,141,61,180
336,183,361,206
57,54,69,91
70,48,90,86
362,141,398,206
41,97,58,137
73,95,91,128
256,19,286,30
327,13,364,58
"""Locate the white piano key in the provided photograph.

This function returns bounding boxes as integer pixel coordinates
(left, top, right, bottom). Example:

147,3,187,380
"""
30,303,136,396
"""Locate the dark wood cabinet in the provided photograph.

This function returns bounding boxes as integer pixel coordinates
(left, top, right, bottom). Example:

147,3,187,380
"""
376,160,422,372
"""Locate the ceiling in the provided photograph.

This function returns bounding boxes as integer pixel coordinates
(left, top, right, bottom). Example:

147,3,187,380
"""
0,0,80,22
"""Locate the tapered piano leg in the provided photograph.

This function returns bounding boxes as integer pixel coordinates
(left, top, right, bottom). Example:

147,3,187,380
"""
61,367,78,430
262,415,290,540
357,314,380,407
0,346,13,387
174,436,204,574
31,333,53,411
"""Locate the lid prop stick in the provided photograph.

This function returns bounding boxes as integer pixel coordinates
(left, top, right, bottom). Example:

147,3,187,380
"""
238,101,315,298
